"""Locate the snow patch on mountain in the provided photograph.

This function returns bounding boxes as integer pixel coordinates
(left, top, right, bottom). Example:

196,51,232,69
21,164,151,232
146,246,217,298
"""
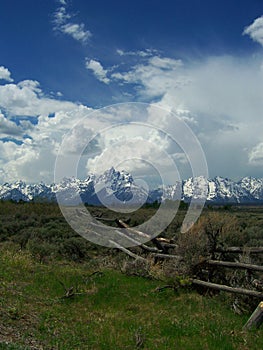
1,168,263,204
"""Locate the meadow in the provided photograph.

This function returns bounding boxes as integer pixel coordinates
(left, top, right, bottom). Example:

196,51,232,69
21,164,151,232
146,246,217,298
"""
0,201,262,349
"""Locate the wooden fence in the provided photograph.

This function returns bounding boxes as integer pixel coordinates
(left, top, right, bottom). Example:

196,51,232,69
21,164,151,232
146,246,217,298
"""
97,217,263,330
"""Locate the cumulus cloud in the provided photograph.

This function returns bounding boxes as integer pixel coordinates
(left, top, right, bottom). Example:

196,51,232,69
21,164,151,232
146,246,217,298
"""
78,104,200,183
0,112,24,138
87,139,164,172
85,59,110,84
0,135,67,183
110,53,263,179
1,30,263,184
243,15,263,46
0,66,13,82
86,137,178,185
3,50,262,183
0,67,98,183
112,54,263,126
53,3,92,44
0,80,77,117
112,54,258,111
0,104,96,183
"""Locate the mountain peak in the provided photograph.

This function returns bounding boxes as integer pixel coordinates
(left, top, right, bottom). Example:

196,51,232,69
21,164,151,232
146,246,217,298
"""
1,171,263,204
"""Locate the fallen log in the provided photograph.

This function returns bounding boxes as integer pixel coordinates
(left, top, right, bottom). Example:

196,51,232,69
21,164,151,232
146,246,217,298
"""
85,225,143,250
192,279,263,298
139,245,161,253
207,260,263,272
93,220,160,250
96,219,173,253
216,247,263,254
89,221,142,242
152,237,177,250
115,219,151,239
109,240,147,261
95,217,117,222
155,237,173,243
243,301,263,330
151,253,182,260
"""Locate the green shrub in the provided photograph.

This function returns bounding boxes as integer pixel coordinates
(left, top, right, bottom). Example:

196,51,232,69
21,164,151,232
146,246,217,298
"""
27,238,57,262
59,237,90,262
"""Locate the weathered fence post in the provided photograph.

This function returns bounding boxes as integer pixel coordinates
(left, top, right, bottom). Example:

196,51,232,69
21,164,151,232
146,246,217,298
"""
243,301,263,330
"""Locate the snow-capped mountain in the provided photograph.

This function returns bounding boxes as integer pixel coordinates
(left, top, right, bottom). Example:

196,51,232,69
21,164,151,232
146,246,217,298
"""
0,181,54,202
0,168,149,205
204,176,263,203
1,168,263,204
94,167,149,206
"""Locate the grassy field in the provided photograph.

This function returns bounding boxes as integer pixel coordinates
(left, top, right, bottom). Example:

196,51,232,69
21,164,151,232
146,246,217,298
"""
0,202,262,349
0,244,262,350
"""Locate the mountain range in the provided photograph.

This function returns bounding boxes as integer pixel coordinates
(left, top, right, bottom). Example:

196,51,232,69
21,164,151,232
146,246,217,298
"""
1,167,263,205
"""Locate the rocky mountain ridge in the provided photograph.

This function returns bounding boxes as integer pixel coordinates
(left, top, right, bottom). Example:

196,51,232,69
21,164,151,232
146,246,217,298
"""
1,168,263,204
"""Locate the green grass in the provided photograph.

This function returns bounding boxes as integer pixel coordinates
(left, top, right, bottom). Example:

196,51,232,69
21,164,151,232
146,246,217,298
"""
0,245,262,350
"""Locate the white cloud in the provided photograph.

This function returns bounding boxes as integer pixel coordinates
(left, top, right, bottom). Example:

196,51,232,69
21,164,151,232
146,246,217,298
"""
0,112,23,138
61,23,91,43
112,55,185,99
0,70,98,182
249,142,263,165
1,39,263,183
3,50,260,183
149,56,183,69
53,4,92,44
0,80,78,116
86,59,110,84
243,15,263,46
116,48,158,57
0,104,96,183
112,54,263,126
86,137,175,184
0,66,13,82
110,53,263,179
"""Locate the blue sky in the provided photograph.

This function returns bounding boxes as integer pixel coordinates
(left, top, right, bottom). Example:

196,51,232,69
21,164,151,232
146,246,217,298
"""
0,0,263,183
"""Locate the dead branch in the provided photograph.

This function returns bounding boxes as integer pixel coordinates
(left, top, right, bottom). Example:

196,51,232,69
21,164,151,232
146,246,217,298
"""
115,219,151,239
139,244,161,253
109,240,147,261
155,237,174,243
206,260,263,272
192,279,263,298
243,301,263,330
216,247,263,254
95,217,117,222
151,238,177,252
113,220,162,251
154,285,176,292
58,280,84,299
61,291,87,299
152,253,182,260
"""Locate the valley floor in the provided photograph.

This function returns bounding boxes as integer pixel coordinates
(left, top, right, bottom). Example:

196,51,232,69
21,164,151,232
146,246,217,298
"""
0,244,262,350
0,202,262,349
